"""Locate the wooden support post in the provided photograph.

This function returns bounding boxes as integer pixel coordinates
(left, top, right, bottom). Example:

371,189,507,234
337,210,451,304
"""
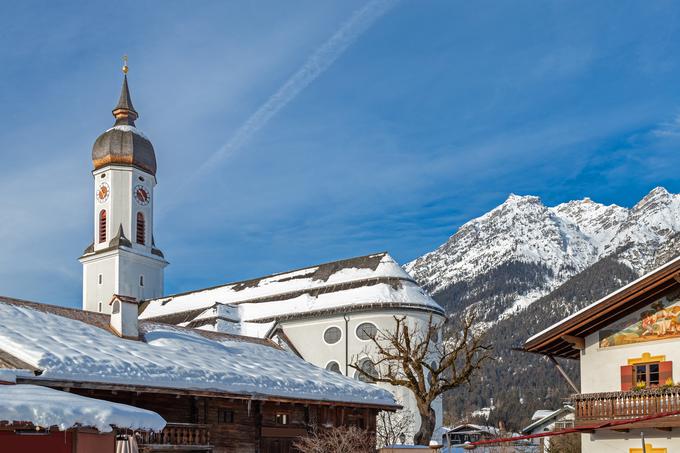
548,355,580,394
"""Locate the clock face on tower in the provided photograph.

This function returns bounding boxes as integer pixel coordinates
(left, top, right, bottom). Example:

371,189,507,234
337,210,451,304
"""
134,185,150,206
96,183,110,203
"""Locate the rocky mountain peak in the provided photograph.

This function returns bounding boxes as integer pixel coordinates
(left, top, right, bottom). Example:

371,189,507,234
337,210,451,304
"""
410,186,680,431
406,187,679,315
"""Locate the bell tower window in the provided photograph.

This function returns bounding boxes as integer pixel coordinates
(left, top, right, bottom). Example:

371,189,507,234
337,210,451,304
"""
136,212,145,245
98,210,107,243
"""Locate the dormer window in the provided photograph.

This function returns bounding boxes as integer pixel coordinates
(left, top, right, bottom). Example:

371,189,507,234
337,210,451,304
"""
136,212,145,245
621,354,672,391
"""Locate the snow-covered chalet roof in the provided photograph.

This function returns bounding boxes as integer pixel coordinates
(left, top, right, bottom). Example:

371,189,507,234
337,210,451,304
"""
0,296,396,409
0,383,166,432
139,252,444,336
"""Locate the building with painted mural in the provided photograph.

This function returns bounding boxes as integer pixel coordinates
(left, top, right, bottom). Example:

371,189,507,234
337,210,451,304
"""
525,255,680,453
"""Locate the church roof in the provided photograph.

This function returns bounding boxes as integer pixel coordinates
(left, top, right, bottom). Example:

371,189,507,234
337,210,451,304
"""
91,74,157,175
0,296,396,408
139,252,444,337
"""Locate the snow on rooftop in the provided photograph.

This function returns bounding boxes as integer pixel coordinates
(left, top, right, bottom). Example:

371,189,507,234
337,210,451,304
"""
525,253,680,345
0,384,166,432
531,409,557,421
106,124,150,140
0,301,395,407
140,253,442,328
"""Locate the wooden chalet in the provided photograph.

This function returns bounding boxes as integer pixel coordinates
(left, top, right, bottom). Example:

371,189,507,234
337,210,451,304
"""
524,255,680,453
0,296,398,453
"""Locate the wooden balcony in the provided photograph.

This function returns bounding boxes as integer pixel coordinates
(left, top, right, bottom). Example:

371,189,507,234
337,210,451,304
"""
138,423,212,452
572,387,680,425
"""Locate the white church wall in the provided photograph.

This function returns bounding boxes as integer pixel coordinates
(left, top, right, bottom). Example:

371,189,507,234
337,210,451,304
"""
84,162,164,313
280,309,444,443
81,252,118,313
117,251,165,303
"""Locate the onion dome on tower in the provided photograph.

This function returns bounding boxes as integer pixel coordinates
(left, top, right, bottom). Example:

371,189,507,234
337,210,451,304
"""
91,62,157,176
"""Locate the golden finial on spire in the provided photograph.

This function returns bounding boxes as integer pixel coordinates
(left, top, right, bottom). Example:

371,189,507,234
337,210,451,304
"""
122,55,129,74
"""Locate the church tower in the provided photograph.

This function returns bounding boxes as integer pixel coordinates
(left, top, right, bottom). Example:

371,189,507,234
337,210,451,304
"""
80,62,167,313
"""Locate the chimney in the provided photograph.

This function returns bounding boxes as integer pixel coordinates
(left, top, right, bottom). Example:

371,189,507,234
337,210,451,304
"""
109,294,140,339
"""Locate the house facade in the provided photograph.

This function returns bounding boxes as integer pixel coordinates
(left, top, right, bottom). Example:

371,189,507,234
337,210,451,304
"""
521,406,575,453
525,255,680,453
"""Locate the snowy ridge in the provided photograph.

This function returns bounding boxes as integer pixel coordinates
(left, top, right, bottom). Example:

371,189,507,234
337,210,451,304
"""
406,187,680,320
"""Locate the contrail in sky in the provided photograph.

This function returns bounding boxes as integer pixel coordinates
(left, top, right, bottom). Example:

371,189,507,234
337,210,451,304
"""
163,0,399,214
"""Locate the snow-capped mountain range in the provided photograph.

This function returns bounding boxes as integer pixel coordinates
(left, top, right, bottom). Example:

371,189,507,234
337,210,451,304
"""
405,186,680,428
406,187,680,320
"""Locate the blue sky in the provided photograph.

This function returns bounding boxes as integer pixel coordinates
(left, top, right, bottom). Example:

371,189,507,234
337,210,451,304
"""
1,1,680,308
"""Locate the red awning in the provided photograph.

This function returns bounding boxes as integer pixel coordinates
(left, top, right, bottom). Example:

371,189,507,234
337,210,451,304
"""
464,410,680,449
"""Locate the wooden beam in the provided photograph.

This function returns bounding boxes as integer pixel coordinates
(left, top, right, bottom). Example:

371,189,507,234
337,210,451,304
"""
561,335,585,350
548,356,580,394
657,427,673,432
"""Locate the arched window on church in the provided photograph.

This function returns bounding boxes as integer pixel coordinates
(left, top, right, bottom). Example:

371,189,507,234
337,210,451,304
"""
98,210,107,243
136,212,145,245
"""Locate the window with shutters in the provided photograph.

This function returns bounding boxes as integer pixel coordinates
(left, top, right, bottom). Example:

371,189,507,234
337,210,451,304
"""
635,362,660,387
136,212,145,245
98,210,107,243
621,360,672,391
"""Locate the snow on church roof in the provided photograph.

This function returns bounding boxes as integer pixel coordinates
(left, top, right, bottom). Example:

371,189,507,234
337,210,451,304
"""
0,383,166,432
139,252,443,335
0,297,396,408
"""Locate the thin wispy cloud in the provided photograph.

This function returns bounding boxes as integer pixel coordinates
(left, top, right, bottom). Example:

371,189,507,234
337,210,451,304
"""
160,0,399,215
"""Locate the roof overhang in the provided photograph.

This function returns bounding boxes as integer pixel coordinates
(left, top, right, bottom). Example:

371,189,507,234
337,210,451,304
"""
524,256,680,359
17,377,400,411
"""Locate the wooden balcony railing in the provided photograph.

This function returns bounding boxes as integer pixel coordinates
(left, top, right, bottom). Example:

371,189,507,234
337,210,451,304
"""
137,423,212,451
572,387,680,421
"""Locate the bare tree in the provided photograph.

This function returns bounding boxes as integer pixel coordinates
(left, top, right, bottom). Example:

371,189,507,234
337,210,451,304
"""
351,313,492,446
376,406,415,448
293,426,375,453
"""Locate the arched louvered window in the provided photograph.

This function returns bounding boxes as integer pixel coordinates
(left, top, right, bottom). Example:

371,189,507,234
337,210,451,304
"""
98,210,107,243
136,212,145,245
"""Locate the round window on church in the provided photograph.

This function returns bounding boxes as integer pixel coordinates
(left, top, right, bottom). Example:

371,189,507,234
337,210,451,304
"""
323,326,342,345
325,361,341,373
356,322,378,341
354,358,377,383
